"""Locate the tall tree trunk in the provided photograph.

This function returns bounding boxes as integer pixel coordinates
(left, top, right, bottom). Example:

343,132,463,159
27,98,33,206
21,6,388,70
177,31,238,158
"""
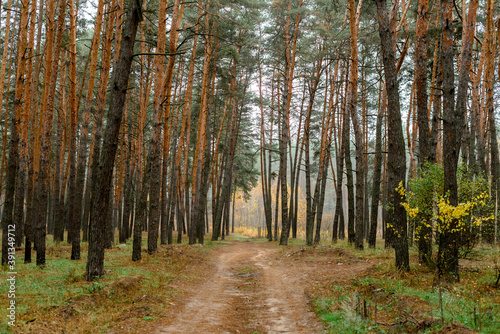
375,0,409,271
86,0,144,280
469,7,488,175
24,3,41,254
89,0,118,250
368,79,384,248
34,0,66,266
487,68,499,244
49,55,68,243
313,73,333,244
332,63,345,241
414,0,433,263
258,25,273,241
1,0,28,265
164,73,184,245
274,169,280,241
175,6,201,244
22,0,38,259
164,72,184,245
303,54,324,245
0,0,14,197
278,75,290,245
437,0,459,282
493,19,500,244
285,0,303,240
279,0,300,245
289,84,306,240
415,0,431,164
149,0,183,254
332,110,345,242
190,1,216,245
430,55,442,164
344,99,355,244
456,0,478,175
199,111,213,242
304,85,315,246
72,0,105,258
348,0,364,250
14,0,40,246
480,0,495,243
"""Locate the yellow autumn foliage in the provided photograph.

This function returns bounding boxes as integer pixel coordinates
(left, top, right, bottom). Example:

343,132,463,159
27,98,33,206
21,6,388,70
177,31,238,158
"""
398,178,492,235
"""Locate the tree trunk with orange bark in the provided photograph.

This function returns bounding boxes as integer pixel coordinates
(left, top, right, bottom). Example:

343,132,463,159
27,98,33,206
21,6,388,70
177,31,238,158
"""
493,19,500,243
64,0,78,248
33,0,66,266
0,0,14,198
71,0,105,260
481,0,496,243
21,0,38,258
50,53,68,242
148,0,183,252
89,0,118,250
14,0,42,247
1,0,29,265
190,2,216,245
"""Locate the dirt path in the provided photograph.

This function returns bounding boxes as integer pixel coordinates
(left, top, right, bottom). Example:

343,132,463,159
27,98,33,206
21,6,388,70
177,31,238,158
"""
156,240,373,334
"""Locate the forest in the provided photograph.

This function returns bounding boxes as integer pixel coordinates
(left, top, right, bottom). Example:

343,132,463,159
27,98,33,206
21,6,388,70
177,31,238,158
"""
0,0,499,332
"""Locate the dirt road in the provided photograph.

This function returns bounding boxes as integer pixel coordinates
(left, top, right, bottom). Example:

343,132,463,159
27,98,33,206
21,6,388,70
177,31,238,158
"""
156,240,373,334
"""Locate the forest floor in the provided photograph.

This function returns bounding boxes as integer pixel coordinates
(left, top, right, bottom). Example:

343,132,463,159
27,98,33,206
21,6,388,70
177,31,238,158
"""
2,233,499,333
154,238,370,333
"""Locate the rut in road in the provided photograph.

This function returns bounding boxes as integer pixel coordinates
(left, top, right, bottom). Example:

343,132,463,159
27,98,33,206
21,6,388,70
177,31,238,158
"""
157,240,372,333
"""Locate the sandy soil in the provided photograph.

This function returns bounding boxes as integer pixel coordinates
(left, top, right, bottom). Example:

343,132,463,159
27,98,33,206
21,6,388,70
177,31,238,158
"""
155,240,374,334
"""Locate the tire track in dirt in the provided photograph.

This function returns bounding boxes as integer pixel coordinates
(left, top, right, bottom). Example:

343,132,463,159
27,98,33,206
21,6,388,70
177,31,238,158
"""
157,240,372,333
157,244,250,333
248,247,323,333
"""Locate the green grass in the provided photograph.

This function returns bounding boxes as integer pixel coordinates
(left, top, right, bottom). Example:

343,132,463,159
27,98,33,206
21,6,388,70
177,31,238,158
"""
315,295,386,333
0,233,207,333
313,244,500,334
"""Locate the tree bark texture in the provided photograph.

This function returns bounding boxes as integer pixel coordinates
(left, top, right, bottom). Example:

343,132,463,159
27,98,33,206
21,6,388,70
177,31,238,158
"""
374,0,409,271
86,0,143,280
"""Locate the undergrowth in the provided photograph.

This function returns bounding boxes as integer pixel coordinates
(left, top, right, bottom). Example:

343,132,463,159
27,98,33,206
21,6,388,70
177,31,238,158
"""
313,240,500,333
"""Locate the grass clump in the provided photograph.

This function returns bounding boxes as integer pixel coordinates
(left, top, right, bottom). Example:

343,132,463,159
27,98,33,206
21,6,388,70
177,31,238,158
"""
315,294,385,333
